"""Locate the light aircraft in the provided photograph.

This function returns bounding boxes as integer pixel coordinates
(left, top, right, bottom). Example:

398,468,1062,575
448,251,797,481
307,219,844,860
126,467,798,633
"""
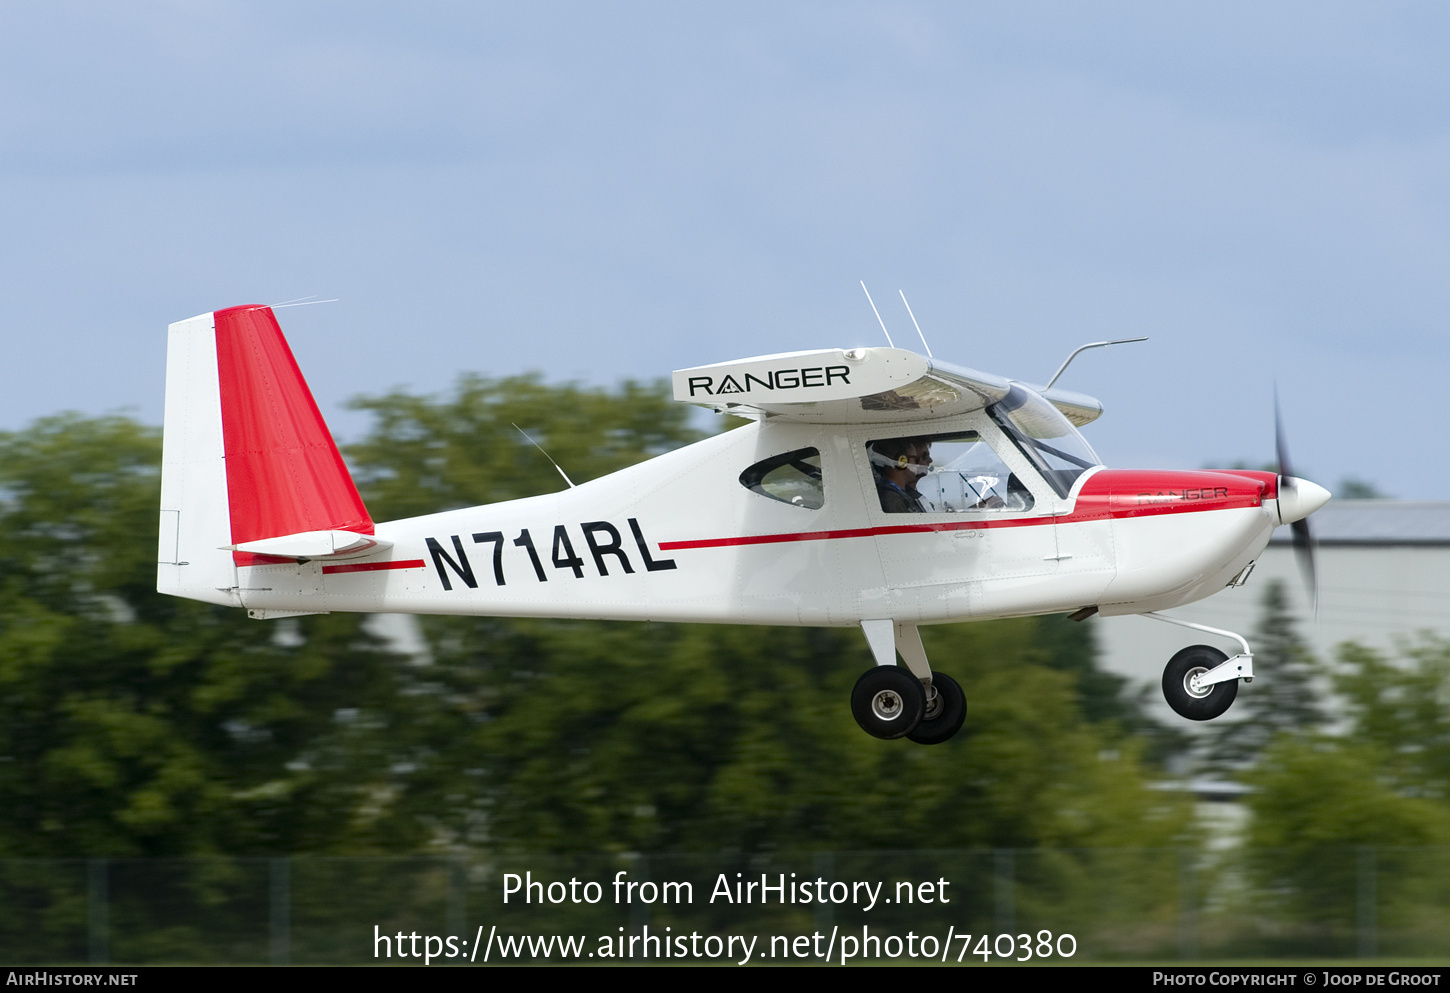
157,304,1329,744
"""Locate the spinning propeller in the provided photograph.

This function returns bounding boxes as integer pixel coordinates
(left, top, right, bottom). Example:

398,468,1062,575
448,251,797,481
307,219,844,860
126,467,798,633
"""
1274,391,1328,616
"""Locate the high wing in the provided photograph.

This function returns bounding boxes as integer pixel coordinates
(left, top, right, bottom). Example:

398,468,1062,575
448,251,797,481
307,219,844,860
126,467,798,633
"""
672,346,1103,426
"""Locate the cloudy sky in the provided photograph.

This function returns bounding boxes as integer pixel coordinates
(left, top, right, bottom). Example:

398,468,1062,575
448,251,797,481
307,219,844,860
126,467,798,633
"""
3,2,1447,496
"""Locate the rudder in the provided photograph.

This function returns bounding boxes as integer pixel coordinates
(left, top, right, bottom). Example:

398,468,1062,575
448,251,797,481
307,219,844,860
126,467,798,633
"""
158,305,375,606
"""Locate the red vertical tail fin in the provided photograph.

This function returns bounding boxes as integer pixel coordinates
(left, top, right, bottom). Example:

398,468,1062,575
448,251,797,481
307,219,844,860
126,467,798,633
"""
213,305,373,548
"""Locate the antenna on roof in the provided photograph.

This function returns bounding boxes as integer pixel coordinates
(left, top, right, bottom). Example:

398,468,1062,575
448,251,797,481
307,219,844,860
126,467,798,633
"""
898,290,933,358
859,281,895,347
512,423,576,489
1045,337,1149,389
271,295,341,309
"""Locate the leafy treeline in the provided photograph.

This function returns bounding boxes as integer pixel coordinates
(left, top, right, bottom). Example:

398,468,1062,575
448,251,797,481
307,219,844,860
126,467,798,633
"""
1243,625,1450,851
1194,577,1450,850
0,415,409,856
1188,578,1450,922
10,376,1441,863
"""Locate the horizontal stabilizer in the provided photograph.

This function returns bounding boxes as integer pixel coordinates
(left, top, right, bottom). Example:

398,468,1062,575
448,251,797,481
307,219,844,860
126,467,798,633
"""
226,529,391,560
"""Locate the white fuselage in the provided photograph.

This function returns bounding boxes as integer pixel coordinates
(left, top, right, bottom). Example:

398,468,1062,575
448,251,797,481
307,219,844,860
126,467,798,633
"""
229,413,1280,627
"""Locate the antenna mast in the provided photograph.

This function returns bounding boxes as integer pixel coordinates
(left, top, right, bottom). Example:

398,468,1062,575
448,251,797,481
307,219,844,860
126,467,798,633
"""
898,290,933,358
859,281,895,347
512,423,576,489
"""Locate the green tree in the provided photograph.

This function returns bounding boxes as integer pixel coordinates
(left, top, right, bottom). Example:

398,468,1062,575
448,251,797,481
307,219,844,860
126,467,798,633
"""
0,415,415,856
1242,637,1450,924
1331,636,1450,800
1208,579,1324,768
1246,737,1450,851
1243,735,1450,925
390,613,1192,855
1033,612,1186,763
1337,477,1390,499
345,373,703,521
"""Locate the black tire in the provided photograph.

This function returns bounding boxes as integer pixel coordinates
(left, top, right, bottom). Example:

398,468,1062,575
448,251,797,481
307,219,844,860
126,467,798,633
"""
851,667,926,739
908,672,967,745
1162,645,1238,721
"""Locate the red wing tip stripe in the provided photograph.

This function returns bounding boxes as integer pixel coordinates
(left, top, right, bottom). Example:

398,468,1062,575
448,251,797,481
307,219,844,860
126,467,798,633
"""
322,559,426,575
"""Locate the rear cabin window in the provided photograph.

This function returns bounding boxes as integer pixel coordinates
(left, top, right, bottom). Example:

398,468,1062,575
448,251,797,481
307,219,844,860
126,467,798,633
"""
740,448,824,509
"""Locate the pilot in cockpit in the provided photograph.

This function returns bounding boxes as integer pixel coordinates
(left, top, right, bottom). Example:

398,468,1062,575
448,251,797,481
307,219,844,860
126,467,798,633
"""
869,438,931,513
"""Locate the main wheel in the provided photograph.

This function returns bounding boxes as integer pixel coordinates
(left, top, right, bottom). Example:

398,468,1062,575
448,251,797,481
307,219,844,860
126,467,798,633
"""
851,667,926,739
1162,645,1238,721
909,672,967,745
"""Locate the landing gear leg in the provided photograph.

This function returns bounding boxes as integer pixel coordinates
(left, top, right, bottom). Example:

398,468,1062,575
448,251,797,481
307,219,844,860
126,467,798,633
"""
909,672,966,745
853,620,965,743
1141,612,1255,721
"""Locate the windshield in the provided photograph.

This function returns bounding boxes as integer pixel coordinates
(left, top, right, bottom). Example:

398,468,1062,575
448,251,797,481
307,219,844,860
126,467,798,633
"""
989,384,1102,498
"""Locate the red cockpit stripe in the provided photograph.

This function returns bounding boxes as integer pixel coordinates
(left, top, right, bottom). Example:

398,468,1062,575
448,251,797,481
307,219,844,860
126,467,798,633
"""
659,470,1267,551
321,559,426,575
659,516,1040,550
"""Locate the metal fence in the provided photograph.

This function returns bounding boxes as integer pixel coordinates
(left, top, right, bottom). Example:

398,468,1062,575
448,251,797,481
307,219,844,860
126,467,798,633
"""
2,848,1447,964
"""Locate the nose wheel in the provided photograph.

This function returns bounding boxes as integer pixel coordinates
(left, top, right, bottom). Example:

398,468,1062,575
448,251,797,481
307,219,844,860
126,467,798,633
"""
1161,645,1239,720
1141,612,1255,722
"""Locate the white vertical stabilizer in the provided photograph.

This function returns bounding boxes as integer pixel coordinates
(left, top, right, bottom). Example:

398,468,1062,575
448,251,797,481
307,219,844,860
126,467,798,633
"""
157,312,238,606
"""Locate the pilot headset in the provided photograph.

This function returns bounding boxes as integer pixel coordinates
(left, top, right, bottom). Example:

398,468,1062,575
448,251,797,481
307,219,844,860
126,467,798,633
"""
867,446,931,477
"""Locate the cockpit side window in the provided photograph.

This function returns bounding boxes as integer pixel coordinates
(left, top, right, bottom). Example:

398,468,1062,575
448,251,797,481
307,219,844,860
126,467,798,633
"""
740,448,824,509
865,431,1035,514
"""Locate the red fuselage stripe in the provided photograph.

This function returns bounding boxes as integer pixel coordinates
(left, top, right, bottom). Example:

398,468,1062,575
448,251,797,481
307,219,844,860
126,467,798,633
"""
657,495,1260,552
321,559,426,575
661,518,1023,550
